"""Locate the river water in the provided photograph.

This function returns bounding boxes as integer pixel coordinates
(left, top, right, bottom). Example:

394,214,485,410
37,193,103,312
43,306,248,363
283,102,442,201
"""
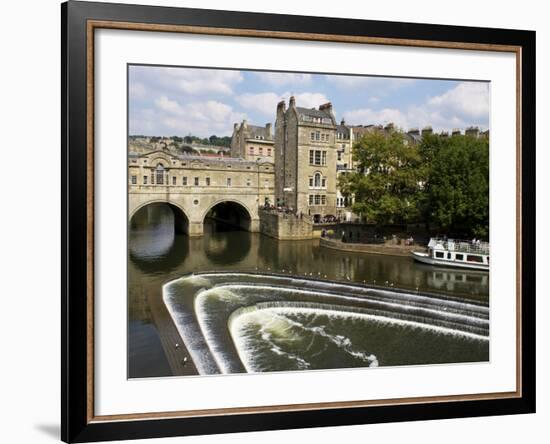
128,203,489,378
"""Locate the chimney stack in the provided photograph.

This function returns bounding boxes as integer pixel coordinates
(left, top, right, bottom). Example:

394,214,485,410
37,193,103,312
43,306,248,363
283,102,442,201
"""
265,122,272,138
319,102,333,113
465,126,480,138
289,96,296,108
452,128,461,137
421,126,433,137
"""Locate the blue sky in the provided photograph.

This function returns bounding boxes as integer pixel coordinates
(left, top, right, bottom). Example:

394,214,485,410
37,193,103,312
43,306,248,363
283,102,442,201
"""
129,65,490,137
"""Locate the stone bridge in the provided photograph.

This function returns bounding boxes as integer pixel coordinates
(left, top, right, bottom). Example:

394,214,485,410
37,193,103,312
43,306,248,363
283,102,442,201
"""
128,150,275,236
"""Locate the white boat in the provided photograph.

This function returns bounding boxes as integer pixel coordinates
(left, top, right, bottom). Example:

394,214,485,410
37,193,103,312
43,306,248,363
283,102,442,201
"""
411,238,489,271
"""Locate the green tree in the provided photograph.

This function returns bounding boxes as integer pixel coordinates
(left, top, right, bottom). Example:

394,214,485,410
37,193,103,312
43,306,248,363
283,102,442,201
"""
339,129,424,225
423,135,489,238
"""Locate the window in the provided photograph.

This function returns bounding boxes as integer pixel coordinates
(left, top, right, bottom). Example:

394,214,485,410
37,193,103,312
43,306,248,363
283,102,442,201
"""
435,252,444,258
322,151,327,165
337,151,342,161
314,150,321,165
267,148,272,156
143,176,148,185
131,175,137,185
322,178,326,188
467,255,484,263
155,164,165,185
206,177,210,186
321,195,326,205
321,134,325,141
456,254,464,261
227,178,232,187
315,131,320,141
246,178,251,187
172,176,176,185
309,195,314,205
182,176,187,185
194,177,199,186
314,173,321,187
309,177,314,187
259,147,263,154
249,147,254,155
309,150,314,164
314,195,321,205
310,132,315,141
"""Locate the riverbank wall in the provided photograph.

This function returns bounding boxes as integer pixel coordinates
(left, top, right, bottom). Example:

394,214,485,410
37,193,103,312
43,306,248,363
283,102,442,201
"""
319,237,421,256
259,210,313,240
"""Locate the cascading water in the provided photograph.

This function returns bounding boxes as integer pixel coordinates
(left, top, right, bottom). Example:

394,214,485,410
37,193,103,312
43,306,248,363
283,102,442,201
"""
163,272,489,375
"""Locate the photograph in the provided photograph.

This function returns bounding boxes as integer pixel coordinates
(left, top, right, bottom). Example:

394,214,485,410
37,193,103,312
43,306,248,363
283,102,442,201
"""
127,65,491,379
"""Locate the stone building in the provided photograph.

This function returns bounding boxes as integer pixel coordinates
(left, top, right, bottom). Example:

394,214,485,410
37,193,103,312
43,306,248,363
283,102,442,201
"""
230,120,274,161
274,96,338,221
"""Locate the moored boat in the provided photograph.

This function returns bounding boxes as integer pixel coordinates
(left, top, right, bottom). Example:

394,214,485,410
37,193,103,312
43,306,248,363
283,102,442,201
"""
411,238,489,271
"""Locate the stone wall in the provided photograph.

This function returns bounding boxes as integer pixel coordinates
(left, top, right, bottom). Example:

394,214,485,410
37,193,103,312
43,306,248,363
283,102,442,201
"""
319,237,420,256
259,210,313,240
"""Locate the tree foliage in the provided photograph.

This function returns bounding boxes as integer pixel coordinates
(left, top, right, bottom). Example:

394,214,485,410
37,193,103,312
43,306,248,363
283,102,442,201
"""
339,130,489,238
339,130,423,225
422,135,489,238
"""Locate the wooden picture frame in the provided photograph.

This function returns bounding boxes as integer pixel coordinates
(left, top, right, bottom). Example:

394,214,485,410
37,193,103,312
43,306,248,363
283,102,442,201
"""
61,1,536,442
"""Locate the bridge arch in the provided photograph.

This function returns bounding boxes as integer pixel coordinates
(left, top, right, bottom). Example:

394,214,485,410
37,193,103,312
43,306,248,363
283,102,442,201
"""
129,200,190,235
202,199,254,232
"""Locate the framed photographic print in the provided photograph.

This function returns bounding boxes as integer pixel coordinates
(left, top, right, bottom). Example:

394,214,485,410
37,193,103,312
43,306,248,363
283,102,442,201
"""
61,0,536,442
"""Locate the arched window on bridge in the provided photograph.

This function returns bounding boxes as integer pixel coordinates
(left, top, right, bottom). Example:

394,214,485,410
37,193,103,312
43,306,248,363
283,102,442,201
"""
155,164,165,185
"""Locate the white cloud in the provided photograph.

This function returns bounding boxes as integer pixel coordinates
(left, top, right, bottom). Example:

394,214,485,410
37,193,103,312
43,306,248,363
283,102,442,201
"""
343,82,489,132
147,96,247,137
254,72,312,86
155,96,184,115
428,82,489,119
236,92,282,115
129,81,146,100
134,66,243,96
293,92,330,109
236,91,330,115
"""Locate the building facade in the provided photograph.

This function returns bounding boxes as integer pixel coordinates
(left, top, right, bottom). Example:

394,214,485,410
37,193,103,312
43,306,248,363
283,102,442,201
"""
230,120,275,161
274,96,338,221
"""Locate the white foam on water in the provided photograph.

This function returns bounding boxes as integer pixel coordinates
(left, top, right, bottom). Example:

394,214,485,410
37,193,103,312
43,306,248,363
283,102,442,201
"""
209,283,488,328
230,305,488,373
194,287,251,374
162,286,217,375
187,272,487,312
274,313,379,368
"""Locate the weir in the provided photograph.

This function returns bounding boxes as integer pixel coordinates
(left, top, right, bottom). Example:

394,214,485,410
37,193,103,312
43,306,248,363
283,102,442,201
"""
163,272,489,376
